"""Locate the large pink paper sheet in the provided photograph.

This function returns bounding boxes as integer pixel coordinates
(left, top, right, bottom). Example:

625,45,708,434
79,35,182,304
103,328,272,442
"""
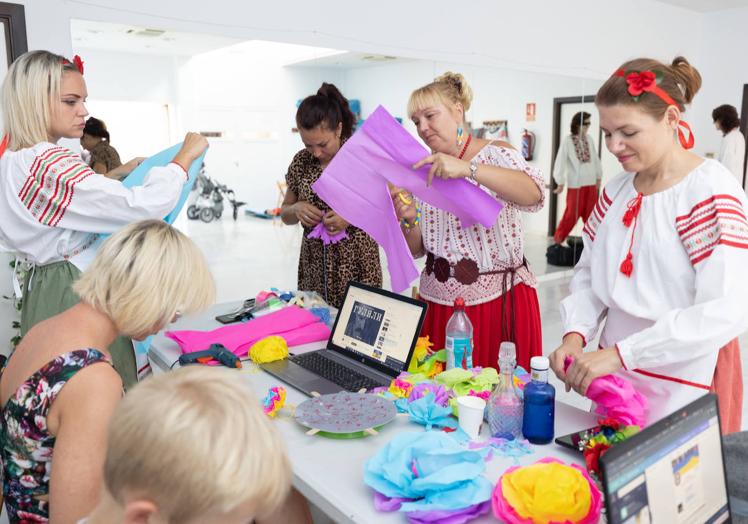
312,105,503,292
166,306,330,357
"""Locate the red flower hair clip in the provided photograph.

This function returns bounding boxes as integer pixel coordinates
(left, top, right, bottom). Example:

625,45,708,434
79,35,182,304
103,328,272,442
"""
613,68,695,150
62,55,84,75
614,69,675,106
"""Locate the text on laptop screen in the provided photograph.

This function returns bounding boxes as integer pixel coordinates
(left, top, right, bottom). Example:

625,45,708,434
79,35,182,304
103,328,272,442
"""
604,398,729,524
331,286,422,373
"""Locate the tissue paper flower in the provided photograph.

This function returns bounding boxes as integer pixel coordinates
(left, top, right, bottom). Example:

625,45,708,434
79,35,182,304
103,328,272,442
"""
409,383,450,406
365,431,493,520
406,393,457,430
306,221,349,245
492,457,602,524
262,386,286,418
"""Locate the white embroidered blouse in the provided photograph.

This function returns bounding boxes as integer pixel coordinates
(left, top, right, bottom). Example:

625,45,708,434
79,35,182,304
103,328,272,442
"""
418,144,546,306
561,159,748,423
0,142,187,271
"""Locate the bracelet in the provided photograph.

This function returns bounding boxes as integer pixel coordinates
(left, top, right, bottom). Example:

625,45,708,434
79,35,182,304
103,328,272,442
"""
468,160,479,184
400,205,421,231
171,160,189,180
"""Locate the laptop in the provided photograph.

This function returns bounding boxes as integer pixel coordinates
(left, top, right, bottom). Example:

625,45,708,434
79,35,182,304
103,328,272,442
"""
600,394,731,524
260,281,427,396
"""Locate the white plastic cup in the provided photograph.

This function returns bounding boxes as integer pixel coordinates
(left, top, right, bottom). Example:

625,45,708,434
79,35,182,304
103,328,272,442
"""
456,395,486,440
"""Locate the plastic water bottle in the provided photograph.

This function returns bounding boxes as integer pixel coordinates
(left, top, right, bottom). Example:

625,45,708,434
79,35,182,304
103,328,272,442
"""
487,342,523,439
445,297,473,369
522,356,556,444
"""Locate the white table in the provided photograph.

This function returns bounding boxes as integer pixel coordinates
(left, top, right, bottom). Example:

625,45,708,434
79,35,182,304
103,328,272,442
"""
149,302,598,524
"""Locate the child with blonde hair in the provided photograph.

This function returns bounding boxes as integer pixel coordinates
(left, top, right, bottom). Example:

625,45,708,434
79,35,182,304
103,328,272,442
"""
84,366,309,524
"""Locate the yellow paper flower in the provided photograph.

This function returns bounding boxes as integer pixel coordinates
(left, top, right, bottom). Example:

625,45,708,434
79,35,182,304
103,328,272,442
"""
501,462,591,523
249,336,289,363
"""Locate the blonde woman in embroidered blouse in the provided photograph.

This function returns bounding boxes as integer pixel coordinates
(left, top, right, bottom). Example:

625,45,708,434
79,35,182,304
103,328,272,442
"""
392,72,545,372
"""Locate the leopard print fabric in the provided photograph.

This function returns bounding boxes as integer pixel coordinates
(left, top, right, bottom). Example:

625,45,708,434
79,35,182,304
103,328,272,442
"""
285,148,382,308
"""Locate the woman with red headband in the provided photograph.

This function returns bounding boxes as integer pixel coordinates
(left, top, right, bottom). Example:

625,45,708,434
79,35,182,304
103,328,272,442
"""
0,50,208,389
550,56,746,432
392,72,545,371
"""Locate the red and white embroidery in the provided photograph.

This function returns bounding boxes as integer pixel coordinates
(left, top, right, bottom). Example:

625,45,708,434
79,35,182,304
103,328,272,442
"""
582,188,612,241
677,194,748,264
18,147,95,226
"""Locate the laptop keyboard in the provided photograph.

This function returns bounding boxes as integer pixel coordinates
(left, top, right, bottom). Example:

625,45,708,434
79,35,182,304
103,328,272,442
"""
291,352,384,392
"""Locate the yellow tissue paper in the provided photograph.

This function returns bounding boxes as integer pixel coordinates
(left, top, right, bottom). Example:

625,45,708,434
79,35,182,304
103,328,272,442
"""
249,336,289,363
501,462,591,524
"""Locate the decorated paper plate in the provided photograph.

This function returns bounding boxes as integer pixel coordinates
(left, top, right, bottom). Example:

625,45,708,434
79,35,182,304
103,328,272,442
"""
295,391,397,438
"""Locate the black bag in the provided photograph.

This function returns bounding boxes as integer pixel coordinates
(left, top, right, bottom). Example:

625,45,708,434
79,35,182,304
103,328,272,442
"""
546,242,583,267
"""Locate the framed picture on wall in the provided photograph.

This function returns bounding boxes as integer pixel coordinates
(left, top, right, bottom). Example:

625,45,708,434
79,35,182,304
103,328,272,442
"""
0,2,27,78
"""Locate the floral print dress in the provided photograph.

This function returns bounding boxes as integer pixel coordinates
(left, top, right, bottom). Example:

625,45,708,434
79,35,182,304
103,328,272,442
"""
0,349,112,522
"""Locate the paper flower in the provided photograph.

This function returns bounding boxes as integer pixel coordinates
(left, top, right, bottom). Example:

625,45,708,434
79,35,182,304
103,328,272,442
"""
406,393,457,430
389,378,414,399
409,382,450,406
307,222,349,245
492,457,602,524
73,54,84,74
249,335,289,364
262,386,286,418
365,431,493,518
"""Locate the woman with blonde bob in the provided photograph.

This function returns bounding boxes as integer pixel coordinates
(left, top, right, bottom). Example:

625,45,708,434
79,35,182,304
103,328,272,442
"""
0,220,215,523
0,50,209,388
392,72,545,371
85,366,309,524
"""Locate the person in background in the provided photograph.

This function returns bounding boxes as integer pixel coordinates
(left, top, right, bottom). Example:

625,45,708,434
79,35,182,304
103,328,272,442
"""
83,366,311,524
552,111,603,245
0,50,208,388
551,57,745,433
0,220,215,522
392,72,545,371
712,104,746,185
80,116,123,178
281,82,382,308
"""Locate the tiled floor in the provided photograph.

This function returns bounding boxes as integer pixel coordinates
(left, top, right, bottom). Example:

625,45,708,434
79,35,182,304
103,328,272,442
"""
177,214,748,428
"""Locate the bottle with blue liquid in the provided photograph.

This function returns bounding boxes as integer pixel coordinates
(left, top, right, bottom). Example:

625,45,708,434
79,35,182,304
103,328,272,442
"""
487,342,523,439
445,297,473,369
522,356,556,444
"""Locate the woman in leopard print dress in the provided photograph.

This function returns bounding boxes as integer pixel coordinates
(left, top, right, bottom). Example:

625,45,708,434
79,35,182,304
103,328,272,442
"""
281,83,382,308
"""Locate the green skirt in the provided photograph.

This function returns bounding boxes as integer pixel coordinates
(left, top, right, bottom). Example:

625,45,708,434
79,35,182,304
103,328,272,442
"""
20,260,138,389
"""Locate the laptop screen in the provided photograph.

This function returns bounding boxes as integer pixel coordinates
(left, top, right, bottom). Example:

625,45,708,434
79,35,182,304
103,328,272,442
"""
601,394,730,524
329,282,426,376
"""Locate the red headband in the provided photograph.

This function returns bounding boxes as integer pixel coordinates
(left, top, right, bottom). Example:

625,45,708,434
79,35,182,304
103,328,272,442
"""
62,55,84,75
613,69,694,150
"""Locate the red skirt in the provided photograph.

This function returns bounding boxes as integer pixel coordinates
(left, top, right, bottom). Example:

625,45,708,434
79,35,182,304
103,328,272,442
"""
419,283,542,371
710,338,743,434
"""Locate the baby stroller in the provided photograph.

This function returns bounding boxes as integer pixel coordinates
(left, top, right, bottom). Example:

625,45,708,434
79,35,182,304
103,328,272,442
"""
187,168,246,223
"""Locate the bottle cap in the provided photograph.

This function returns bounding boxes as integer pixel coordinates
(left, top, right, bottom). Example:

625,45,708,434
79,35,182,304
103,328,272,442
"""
498,341,516,366
454,297,465,310
530,356,549,371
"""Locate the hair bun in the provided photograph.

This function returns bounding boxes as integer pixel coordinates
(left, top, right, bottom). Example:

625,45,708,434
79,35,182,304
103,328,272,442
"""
434,71,474,112
670,56,702,105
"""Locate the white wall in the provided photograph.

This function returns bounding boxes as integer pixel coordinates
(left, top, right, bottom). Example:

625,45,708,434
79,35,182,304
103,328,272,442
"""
339,60,602,235
692,7,748,160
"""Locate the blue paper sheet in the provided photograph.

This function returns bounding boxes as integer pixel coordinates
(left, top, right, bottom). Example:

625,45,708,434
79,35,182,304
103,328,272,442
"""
99,143,206,355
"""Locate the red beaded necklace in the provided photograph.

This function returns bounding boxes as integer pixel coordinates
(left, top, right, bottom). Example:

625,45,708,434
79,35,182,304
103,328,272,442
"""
457,133,472,159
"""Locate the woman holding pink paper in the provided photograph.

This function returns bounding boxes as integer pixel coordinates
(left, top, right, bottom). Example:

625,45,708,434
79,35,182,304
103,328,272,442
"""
550,57,745,432
393,72,545,372
281,83,382,308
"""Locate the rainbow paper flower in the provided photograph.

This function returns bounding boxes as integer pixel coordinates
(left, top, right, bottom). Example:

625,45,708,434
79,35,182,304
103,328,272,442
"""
262,386,286,418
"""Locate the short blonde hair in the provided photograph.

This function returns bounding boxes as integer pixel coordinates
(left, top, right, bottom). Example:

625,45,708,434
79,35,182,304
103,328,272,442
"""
407,71,474,119
72,220,215,339
1,50,81,151
104,366,292,521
